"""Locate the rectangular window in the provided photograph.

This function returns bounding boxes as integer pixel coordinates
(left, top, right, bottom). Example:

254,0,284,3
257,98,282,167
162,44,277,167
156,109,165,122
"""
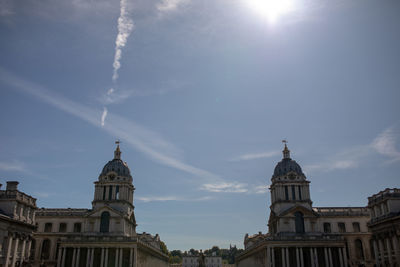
291,185,296,200
116,185,120,200
74,223,82,233
285,186,289,200
298,186,302,200
353,222,361,232
103,186,106,200
338,222,346,233
44,223,53,232
109,186,113,200
323,222,331,233
59,223,67,232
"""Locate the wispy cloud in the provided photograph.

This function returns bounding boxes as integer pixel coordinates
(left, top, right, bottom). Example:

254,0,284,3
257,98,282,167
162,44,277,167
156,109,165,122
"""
0,0,14,17
304,123,400,174
99,88,134,105
0,68,222,182
156,0,189,13
112,0,134,83
0,161,26,172
200,182,267,194
101,107,108,126
230,150,280,161
136,195,213,203
371,124,400,163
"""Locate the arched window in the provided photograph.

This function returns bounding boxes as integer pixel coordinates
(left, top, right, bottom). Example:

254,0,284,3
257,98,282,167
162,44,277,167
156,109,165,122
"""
41,239,51,260
294,211,305,233
100,211,110,233
355,239,364,260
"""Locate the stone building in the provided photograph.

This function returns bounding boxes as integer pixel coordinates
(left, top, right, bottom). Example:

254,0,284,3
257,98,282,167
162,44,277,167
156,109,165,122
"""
32,143,169,267
236,143,375,267
0,181,37,267
367,188,400,266
182,255,222,267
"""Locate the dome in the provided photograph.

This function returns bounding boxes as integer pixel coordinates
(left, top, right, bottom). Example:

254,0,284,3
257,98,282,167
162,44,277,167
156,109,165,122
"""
272,143,305,178
99,142,132,181
273,158,304,178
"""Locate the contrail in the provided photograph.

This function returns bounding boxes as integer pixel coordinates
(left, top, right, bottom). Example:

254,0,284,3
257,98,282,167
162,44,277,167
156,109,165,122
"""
101,107,108,127
112,0,134,82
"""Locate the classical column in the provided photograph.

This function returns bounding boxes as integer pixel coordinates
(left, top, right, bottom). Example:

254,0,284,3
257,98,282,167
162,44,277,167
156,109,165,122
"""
296,248,300,267
328,248,333,267
338,247,344,267
314,248,319,267
61,248,67,267
129,248,133,267
281,248,286,267
57,247,63,267
310,248,315,267
272,247,275,267
378,239,385,265
11,237,19,267
300,247,304,267
386,238,393,266
86,248,91,267
100,248,105,267
26,239,32,260
21,239,26,262
76,248,81,267
105,248,109,267
324,248,329,267
72,248,77,267
373,240,380,267
392,236,400,265
90,248,94,267
115,248,119,267
342,247,348,267
266,246,271,267
286,248,289,267
119,248,123,267
5,236,13,267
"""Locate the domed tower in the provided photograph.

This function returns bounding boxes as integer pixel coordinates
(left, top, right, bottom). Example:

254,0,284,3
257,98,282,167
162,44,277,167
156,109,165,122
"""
92,141,135,217
269,141,312,217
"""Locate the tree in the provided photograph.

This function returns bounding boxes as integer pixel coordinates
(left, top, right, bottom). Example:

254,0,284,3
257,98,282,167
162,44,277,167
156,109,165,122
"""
160,241,169,255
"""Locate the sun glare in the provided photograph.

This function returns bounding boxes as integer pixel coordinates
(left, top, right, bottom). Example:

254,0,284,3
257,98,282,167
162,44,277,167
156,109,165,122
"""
245,0,295,24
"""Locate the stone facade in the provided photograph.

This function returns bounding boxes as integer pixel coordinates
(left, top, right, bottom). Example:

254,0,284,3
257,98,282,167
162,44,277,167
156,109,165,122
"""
182,255,222,267
368,188,400,266
32,143,169,267
0,181,37,267
236,143,376,267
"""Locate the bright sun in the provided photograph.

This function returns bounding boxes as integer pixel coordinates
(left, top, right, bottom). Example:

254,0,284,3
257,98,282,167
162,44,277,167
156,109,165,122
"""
245,0,295,24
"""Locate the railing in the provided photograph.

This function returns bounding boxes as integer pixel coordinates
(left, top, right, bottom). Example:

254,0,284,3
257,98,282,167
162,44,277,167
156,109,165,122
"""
368,188,400,204
313,207,369,216
368,211,400,225
0,190,37,206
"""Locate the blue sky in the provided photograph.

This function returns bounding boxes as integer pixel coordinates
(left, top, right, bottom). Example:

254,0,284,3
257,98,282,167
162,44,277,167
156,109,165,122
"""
0,0,400,251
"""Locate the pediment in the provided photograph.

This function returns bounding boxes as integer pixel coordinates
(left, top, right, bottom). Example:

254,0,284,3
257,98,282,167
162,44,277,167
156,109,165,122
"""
279,205,318,218
85,205,124,218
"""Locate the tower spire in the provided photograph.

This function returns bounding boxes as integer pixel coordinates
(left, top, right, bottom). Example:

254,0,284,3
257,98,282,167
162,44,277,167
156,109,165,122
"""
282,140,290,159
114,140,121,159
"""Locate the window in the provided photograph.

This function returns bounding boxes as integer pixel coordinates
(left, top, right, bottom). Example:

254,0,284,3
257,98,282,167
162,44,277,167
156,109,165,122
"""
44,223,53,232
355,239,364,260
103,186,106,200
74,222,82,233
298,186,302,200
294,211,305,233
323,222,331,233
338,222,346,233
353,222,360,232
291,185,296,200
41,239,51,260
59,223,67,232
108,186,113,200
100,211,110,233
116,185,120,200
285,186,289,200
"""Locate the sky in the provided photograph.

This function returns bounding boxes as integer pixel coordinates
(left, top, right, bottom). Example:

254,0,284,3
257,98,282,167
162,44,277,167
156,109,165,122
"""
0,0,400,251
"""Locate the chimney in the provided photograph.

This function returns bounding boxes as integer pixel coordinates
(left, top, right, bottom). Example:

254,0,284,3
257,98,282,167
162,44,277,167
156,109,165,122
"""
0,183,2,190
6,181,19,191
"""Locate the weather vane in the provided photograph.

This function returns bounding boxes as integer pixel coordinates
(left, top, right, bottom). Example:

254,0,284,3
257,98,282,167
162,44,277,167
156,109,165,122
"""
282,139,288,145
115,139,121,145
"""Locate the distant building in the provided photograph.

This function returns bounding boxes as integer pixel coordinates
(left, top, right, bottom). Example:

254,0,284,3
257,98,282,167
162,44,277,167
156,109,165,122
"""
0,181,37,266
32,143,168,267
367,188,400,266
182,255,222,267
236,143,375,267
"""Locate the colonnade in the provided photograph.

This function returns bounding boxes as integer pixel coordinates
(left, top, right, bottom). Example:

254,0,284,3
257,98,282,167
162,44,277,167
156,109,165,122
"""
266,246,348,267
372,235,400,267
56,246,137,267
4,233,33,267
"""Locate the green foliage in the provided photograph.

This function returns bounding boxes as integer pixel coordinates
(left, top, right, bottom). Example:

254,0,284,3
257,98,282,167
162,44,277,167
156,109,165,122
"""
159,241,169,255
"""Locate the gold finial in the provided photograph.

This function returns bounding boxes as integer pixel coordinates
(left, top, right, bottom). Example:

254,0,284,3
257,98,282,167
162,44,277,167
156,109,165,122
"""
282,139,290,159
114,140,121,159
